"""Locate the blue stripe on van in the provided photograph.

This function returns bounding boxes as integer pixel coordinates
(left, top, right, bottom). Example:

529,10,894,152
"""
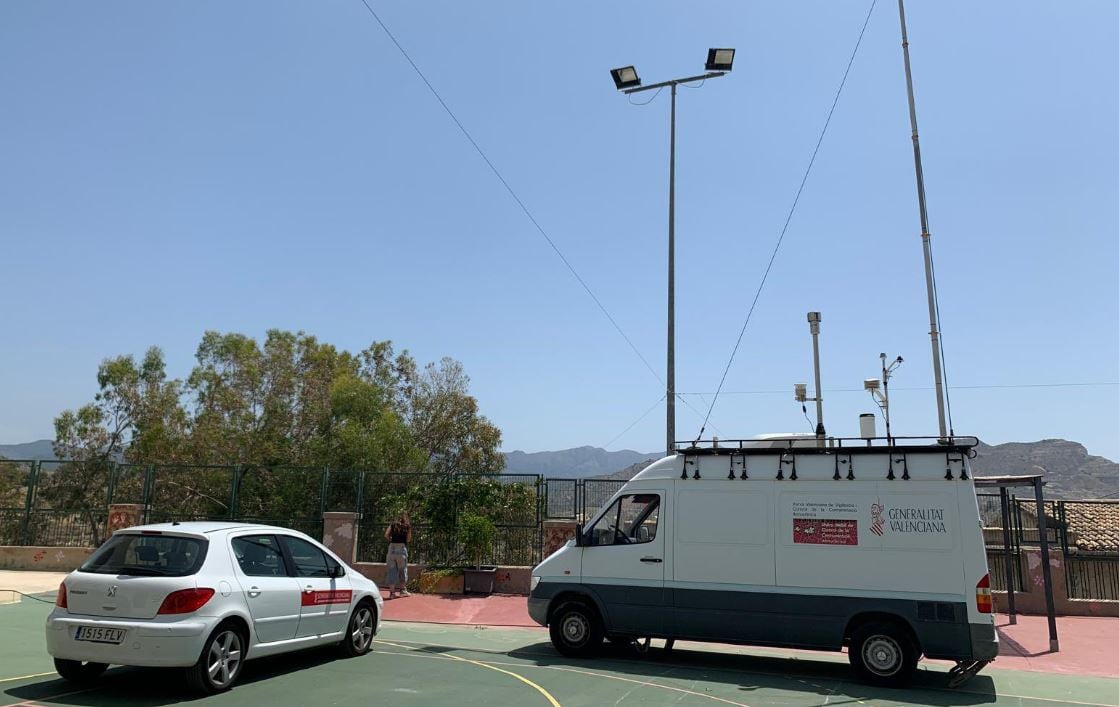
530,580,996,661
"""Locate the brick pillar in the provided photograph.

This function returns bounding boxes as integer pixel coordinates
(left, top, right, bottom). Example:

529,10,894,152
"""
108,504,145,534
323,512,359,564
542,520,578,558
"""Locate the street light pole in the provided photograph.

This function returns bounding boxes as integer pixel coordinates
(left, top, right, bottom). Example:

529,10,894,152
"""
615,61,732,456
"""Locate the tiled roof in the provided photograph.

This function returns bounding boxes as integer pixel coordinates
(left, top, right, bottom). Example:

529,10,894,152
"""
1061,501,1119,552
984,500,1119,552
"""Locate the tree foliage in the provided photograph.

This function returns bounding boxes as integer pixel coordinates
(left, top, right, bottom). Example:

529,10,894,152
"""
53,330,503,475
47,331,507,539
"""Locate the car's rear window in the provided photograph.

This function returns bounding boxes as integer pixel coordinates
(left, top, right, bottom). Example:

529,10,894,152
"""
79,534,208,577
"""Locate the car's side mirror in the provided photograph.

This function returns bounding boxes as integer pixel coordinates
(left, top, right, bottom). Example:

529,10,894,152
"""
574,524,584,547
329,564,345,578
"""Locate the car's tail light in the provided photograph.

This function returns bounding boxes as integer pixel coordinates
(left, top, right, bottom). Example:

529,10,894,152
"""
976,574,992,614
55,582,67,609
157,588,215,615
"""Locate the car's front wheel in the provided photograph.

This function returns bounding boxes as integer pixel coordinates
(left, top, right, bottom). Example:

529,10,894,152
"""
54,658,108,684
186,622,246,694
340,601,376,657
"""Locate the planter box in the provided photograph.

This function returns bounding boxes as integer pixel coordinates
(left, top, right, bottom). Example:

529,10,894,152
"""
417,571,464,595
464,566,498,595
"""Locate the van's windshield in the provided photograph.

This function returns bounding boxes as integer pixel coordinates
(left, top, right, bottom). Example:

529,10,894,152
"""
79,534,208,576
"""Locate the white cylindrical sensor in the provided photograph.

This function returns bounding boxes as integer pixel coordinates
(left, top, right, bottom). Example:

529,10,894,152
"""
859,413,876,439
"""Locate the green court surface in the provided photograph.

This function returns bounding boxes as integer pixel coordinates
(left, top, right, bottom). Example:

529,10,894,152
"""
3,598,1116,707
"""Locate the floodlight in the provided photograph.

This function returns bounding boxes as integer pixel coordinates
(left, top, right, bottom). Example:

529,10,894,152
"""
864,378,881,392
610,66,641,90
794,383,808,403
705,48,735,72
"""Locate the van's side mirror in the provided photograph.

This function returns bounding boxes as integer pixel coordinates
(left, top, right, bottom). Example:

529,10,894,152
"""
574,524,584,547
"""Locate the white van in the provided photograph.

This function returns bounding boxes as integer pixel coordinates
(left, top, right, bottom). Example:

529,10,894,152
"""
529,437,998,686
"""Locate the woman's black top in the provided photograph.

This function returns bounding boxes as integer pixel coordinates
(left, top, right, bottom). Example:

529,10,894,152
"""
390,525,409,544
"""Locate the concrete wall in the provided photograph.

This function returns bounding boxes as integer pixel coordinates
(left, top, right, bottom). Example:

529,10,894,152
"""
0,546,94,572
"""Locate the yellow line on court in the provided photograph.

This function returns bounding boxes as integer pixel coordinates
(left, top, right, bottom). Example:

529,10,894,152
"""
0,673,55,685
375,640,754,707
375,638,1119,707
543,664,755,707
376,639,561,707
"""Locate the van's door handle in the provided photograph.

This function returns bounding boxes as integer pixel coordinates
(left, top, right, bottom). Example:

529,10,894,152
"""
640,557,663,563
247,586,262,598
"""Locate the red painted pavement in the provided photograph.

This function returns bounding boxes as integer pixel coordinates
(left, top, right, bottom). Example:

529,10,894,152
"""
381,590,541,628
990,613,1119,678
381,592,1119,679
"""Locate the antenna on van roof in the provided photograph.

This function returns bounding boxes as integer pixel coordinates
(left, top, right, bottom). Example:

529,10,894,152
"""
794,312,826,448
865,352,903,443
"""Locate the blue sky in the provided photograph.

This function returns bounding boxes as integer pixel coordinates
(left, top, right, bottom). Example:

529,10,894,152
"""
2,1,1117,461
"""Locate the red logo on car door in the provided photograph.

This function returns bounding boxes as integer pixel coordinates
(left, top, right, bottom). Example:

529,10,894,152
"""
301,589,353,606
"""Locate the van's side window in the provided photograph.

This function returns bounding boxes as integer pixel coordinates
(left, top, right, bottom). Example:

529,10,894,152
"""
587,494,660,546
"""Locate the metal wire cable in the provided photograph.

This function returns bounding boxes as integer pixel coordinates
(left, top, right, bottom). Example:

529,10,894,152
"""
678,381,1119,396
627,87,665,106
356,0,662,386
600,394,665,449
692,0,879,443
0,590,56,604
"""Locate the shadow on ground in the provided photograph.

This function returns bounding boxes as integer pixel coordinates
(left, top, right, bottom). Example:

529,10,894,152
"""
4,647,346,706
495,640,998,706
5,639,998,706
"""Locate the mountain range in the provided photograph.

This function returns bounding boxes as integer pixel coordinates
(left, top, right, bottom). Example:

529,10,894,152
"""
5,438,1116,499
504,439,1119,499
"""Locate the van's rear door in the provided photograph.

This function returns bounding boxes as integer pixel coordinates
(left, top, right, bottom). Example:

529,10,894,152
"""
580,489,666,636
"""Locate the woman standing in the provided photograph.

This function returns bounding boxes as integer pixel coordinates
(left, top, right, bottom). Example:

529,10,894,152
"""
383,512,412,598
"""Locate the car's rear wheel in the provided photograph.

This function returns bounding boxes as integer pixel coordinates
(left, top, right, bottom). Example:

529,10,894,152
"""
340,601,376,657
186,622,246,694
549,601,603,657
848,621,918,687
54,658,108,684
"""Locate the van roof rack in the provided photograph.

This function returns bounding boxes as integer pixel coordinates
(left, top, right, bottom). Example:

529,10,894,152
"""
675,435,979,456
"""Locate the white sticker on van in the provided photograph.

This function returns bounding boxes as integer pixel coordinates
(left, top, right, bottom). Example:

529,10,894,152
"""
782,494,956,551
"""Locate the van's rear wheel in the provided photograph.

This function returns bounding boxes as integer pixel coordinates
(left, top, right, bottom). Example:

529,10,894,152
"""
54,659,108,684
848,622,918,687
549,601,603,657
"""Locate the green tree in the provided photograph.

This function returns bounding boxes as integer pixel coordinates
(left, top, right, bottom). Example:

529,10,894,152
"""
359,342,504,475
48,348,188,544
50,331,506,533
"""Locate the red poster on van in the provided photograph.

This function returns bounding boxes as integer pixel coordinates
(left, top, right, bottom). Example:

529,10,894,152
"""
793,518,858,546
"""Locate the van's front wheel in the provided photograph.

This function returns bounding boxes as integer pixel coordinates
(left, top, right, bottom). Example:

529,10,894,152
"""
549,601,603,657
848,622,918,687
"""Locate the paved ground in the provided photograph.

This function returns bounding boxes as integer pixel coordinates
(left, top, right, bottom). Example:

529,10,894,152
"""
381,590,1119,679
4,593,1119,707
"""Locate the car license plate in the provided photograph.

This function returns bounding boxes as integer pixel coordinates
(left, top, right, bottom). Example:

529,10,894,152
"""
74,626,127,644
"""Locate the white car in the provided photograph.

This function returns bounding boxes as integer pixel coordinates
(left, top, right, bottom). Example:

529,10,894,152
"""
46,522,383,693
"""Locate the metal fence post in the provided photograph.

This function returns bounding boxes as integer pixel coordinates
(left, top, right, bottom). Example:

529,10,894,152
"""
319,467,330,517
998,486,1017,622
229,465,243,521
105,458,117,507
1033,480,1059,652
141,464,156,522
20,461,39,546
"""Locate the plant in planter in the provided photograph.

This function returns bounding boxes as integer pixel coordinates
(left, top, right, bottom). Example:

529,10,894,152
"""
459,513,498,595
